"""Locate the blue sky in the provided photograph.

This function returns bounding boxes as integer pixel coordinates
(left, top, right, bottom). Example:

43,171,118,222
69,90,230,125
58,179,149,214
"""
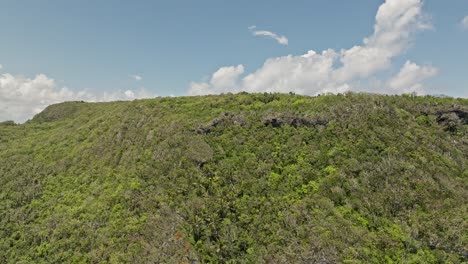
0,0,467,121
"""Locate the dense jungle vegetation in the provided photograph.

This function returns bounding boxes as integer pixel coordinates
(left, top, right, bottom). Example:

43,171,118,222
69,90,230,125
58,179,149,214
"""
0,93,467,263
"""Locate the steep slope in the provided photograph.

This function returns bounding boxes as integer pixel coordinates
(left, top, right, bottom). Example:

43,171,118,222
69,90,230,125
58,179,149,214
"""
0,93,467,263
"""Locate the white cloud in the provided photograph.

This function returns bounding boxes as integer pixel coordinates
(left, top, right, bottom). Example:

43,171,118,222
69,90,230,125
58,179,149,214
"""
189,65,244,95
132,74,142,81
387,60,438,94
461,16,468,30
190,0,435,96
0,73,155,122
98,88,154,102
124,90,135,98
0,64,3,70
249,25,289,46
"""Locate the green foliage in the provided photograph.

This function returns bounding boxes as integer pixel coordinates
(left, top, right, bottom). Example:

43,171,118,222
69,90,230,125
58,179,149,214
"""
0,120,16,126
0,93,467,263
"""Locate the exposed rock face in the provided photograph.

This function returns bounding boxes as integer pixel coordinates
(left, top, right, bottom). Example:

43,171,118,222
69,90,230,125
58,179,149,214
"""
197,112,329,134
436,109,468,132
263,113,329,128
196,113,246,134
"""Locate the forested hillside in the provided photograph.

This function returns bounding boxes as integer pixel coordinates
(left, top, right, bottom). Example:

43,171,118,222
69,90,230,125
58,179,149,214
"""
0,93,467,263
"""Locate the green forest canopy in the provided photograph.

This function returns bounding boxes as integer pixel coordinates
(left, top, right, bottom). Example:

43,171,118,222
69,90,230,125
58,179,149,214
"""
0,92,467,263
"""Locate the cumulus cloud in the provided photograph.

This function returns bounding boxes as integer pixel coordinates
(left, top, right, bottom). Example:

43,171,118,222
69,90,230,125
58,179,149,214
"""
0,64,3,70
461,16,468,30
190,0,436,96
98,87,153,102
189,65,244,95
249,25,289,46
387,60,438,94
132,74,142,81
0,73,155,122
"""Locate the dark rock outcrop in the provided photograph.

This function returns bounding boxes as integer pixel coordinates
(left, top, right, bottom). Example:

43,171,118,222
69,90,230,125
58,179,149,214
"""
196,113,246,134
263,113,329,128
435,108,468,132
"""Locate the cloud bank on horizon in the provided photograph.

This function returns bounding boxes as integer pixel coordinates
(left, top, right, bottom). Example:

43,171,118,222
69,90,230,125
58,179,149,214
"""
0,73,154,122
189,0,437,96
